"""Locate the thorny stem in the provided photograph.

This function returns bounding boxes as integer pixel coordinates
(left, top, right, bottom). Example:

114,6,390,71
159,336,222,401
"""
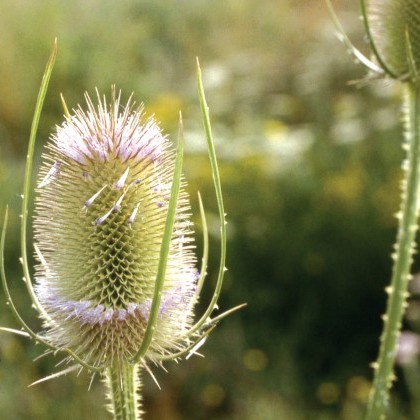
366,84,420,419
105,361,141,420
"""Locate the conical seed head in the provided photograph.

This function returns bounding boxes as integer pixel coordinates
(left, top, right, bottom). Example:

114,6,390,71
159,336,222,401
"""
369,0,420,78
34,91,198,366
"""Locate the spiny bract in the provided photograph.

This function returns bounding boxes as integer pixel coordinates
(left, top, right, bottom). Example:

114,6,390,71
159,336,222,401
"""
369,0,420,78
34,90,198,367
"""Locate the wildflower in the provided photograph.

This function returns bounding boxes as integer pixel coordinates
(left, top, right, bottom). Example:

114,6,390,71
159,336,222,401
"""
1,45,238,418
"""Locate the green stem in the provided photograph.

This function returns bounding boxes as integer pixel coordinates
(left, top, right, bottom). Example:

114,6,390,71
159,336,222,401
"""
366,83,420,419
105,361,141,420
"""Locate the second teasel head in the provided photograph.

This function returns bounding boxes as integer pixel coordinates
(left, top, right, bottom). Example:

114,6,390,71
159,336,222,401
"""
367,0,420,80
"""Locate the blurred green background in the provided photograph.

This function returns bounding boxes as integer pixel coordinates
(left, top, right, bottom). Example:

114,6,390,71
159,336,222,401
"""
0,0,415,419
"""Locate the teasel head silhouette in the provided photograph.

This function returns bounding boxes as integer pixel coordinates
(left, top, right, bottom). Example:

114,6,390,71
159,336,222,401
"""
326,0,420,84
0,42,242,417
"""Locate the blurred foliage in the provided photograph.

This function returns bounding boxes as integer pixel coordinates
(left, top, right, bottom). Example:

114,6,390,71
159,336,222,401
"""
0,0,415,419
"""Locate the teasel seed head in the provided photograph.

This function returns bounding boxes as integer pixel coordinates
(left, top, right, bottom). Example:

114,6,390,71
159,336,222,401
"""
34,89,198,367
368,0,420,80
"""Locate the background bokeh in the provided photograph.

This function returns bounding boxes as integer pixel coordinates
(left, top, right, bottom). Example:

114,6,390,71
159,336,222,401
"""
0,1,416,419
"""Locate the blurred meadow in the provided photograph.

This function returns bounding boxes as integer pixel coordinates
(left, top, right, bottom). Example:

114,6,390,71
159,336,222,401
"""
0,0,415,419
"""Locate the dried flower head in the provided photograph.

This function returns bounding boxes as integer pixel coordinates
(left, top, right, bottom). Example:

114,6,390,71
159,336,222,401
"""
34,90,199,367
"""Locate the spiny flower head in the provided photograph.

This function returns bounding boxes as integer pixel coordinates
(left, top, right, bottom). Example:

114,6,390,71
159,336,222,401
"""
34,90,198,367
368,0,420,79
